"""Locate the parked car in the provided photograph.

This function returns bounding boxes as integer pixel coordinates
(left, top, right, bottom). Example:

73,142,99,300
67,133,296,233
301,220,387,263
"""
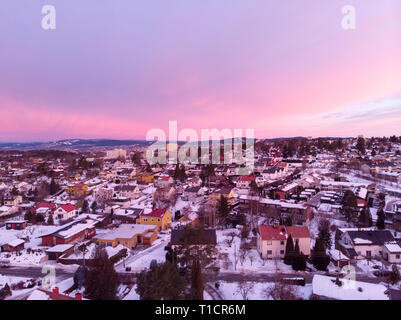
0,259,10,268
373,270,391,278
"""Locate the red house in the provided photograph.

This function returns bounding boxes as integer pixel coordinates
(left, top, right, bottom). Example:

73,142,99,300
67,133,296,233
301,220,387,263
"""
39,219,97,247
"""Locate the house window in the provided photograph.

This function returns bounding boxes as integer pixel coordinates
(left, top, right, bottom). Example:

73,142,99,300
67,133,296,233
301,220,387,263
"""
396,254,400,259
267,250,272,255
280,250,284,255
158,218,161,222
267,241,272,245
280,241,284,245
366,251,371,258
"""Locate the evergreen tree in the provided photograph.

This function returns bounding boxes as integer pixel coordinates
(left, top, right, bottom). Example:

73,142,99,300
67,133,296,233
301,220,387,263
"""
191,258,204,300
47,214,54,225
358,208,372,228
35,213,45,224
81,200,89,214
284,234,295,265
91,201,97,214
174,164,181,181
292,252,307,271
356,137,366,155
84,246,120,300
311,238,330,271
342,190,358,222
318,219,332,250
390,265,401,285
74,265,88,289
131,153,142,166
49,178,60,195
217,195,230,227
376,208,385,230
179,165,187,182
136,262,186,300
24,210,34,223
10,186,18,196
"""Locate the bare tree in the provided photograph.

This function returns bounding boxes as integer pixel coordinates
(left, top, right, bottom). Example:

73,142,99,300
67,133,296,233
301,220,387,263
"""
236,280,254,300
263,278,299,300
239,246,248,266
226,232,237,247
248,254,255,266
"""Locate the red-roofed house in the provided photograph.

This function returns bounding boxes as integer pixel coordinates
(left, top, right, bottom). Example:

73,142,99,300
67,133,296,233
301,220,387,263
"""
138,208,172,230
32,202,57,215
27,287,83,300
155,176,173,188
257,225,311,259
236,176,256,189
54,203,77,222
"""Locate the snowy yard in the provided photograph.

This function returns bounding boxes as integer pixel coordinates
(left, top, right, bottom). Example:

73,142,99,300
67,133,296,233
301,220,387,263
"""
0,249,47,266
212,281,312,300
216,229,294,273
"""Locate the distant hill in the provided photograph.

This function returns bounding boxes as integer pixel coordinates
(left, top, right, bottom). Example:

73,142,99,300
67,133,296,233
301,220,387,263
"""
0,136,353,151
0,139,153,151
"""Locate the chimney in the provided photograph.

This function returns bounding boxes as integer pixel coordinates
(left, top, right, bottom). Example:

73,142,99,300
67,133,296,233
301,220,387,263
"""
52,287,59,294
75,293,83,300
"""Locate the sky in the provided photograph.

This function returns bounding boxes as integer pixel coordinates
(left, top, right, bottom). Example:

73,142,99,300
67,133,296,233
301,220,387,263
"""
0,0,400,142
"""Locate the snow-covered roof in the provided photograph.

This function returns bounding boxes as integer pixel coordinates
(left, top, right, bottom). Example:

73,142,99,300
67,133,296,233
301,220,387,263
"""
46,244,74,253
384,242,401,253
6,238,25,247
96,224,156,240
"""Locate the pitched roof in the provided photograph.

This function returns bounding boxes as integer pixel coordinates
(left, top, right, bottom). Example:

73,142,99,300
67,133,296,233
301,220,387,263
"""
286,226,311,238
259,225,287,241
33,202,56,212
59,203,76,213
347,230,395,246
238,176,256,182
259,225,311,241
140,208,167,218
171,228,217,245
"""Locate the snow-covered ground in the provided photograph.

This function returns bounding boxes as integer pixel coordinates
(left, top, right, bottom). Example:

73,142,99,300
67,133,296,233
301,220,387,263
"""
0,249,46,266
217,229,293,273
117,233,169,271
214,281,312,300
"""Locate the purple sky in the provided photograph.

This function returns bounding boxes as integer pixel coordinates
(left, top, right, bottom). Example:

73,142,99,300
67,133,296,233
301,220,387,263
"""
0,0,400,141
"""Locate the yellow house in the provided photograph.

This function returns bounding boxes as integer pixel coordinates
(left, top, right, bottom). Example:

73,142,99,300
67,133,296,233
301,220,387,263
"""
95,224,158,249
67,183,89,196
137,173,155,184
209,187,235,207
138,208,172,231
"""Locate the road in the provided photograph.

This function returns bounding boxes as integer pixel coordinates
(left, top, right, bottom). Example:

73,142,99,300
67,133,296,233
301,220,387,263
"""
1,265,385,285
2,265,388,300
0,266,76,279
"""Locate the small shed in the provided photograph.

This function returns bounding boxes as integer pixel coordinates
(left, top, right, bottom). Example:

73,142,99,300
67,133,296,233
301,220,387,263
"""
1,239,25,252
6,220,27,230
46,244,74,261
